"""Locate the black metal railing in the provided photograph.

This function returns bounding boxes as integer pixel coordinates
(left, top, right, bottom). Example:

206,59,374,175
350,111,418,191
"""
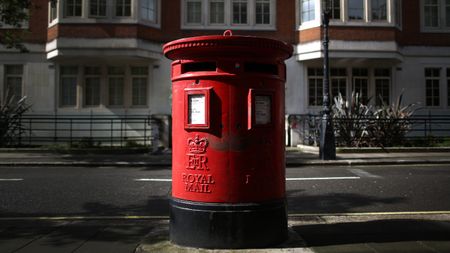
287,114,450,147
9,114,167,147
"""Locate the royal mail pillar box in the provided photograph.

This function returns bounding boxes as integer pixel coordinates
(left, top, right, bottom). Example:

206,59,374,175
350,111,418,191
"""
163,31,293,249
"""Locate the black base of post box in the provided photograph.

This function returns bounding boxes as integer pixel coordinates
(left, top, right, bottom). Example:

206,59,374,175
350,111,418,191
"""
170,198,288,249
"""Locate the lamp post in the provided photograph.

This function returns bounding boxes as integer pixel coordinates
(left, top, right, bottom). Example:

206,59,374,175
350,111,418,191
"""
319,0,336,160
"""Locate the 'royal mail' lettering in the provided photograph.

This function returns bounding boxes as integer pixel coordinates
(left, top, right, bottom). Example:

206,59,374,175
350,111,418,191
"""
182,173,215,193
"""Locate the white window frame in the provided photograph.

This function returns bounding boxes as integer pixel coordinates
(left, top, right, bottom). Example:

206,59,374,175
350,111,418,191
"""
3,65,24,103
64,0,83,17
232,0,249,25
330,68,348,101
115,0,132,17
89,0,107,18
140,0,158,23
297,0,397,30
59,66,79,107
182,0,276,30
370,0,388,21
255,0,271,25
307,68,323,107
394,0,402,28
185,0,204,25
425,67,441,107
131,66,149,107
348,0,365,21
352,68,369,104
209,0,227,25
48,1,59,25
300,0,316,24
447,68,450,107
421,0,450,32
50,0,147,26
374,68,391,106
107,66,126,107
83,66,102,107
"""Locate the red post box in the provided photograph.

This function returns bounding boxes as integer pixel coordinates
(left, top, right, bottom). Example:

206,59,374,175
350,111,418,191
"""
163,31,293,249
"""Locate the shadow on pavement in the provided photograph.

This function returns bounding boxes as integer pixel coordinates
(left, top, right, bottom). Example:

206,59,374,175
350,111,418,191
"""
292,219,450,247
287,190,405,213
0,219,167,252
0,197,169,218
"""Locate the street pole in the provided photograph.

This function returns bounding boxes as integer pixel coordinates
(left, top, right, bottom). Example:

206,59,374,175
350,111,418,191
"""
319,9,336,160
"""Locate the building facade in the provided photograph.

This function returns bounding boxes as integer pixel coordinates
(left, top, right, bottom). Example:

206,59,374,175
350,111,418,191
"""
1,0,450,146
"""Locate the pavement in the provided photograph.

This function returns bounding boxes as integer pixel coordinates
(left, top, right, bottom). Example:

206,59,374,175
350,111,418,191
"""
1,147,450,252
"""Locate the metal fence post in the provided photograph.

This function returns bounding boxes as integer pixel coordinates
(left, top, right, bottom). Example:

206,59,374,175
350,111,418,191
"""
70,118,73,146
110,119,114,147
54,114,57,144
29,118,32,145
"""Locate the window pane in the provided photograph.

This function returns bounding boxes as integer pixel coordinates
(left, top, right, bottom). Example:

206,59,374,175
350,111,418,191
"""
371,0,387,20
425,68,440,106
108,66,125,75
50,2,58,21
301,0,315,23
348,0,364,20
375,79,390,106
256,0,270,24
307,68,324,106
395,0,402,26
353,75,368,104
65,0,82,17
132,78,147,106
61,77,77,106
374,68,390,77
141,0,156,21
233,0,248,24
61,66,78,75
424,0,439,27
116,0,131,16
331,78,347,101
90,0,106,16
5,65,23,75
85,77,100,106
5,77,22,102
448,73,450,106
331,0,340,19
187,1,202,23
131,66,148,75
109,78,124,105
210,1,225,24
446,0,450,27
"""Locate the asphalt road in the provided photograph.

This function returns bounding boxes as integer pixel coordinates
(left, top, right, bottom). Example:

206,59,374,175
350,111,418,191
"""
1,164,450,217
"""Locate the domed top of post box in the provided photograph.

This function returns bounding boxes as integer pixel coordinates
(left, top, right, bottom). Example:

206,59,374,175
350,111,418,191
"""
163,30,293,61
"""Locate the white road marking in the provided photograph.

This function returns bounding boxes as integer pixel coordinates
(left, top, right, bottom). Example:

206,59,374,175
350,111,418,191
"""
0,178,24,181
286,177,360,181
134,178,172,182
348,168,381,178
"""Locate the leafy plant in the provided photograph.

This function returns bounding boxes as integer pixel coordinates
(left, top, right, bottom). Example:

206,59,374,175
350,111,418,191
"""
330,92,416,147
0,91,31,147
370,93,416,147
332,92,373,147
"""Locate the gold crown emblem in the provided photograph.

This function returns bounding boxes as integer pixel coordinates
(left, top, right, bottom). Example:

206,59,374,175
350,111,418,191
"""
187,135,208,154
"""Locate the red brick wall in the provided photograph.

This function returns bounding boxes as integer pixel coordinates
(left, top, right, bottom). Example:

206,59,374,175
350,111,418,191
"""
397,0,450,47
0,0,48,44
12,0,450,48
46,0,296,45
